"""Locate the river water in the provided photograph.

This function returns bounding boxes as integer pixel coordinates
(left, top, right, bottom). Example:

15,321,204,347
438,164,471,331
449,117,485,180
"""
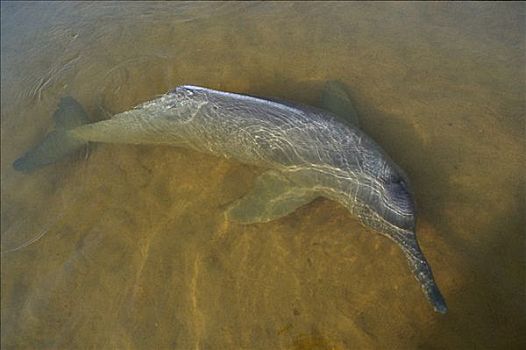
1,2,524,349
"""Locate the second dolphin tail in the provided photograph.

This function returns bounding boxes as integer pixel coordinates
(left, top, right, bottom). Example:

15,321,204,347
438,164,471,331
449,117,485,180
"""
13,96,90,172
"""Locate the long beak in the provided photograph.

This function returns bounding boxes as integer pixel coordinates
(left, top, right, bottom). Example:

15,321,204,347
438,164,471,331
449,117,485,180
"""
391,229,448,314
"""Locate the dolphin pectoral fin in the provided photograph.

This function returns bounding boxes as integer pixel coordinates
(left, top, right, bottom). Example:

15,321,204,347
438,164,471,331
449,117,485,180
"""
320,81,360,127
226,170,319,224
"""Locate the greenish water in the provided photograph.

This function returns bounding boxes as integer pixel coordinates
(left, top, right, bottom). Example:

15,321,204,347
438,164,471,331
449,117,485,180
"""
1,2,524,349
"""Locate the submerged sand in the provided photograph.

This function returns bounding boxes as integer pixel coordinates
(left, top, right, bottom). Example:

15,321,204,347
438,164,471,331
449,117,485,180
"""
1,2,524,349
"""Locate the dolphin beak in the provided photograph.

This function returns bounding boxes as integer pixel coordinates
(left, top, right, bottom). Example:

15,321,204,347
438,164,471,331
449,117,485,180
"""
387,228,448,314
402,240,448,314
425,279,448,314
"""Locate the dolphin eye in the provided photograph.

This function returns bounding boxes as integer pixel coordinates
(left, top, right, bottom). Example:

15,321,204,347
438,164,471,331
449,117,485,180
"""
395,177,407,189
384,175,414,214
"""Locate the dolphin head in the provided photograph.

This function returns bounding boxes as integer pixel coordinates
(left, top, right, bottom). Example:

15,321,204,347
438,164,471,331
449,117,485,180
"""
376,162,417,231
341,154,417,234
346,161,447,313
380,170,416,227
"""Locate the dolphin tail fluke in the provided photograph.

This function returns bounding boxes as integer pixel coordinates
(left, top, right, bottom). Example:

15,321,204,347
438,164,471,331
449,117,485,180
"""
13,96,90,172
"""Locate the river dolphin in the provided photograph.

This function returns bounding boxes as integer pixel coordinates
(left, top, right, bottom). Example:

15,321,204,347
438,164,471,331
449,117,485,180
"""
13,82,447,313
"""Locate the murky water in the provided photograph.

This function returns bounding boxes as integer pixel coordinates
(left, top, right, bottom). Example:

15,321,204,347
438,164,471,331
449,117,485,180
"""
1,2,524,349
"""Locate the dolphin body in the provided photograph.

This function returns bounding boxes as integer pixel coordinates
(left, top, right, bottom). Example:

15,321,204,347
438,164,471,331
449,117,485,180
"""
13,83,447,313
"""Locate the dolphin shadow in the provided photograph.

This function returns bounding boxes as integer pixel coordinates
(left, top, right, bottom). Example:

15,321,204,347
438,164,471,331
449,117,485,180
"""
415,180,525,348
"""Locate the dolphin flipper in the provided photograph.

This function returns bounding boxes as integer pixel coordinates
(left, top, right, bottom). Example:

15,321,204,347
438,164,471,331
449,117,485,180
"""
226,170,319,224
320,81,360,127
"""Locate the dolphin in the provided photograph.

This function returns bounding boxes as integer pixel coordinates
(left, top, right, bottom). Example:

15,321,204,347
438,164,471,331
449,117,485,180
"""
13,82,447,313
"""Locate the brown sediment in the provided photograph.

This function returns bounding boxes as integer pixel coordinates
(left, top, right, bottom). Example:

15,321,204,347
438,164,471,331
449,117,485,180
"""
190,253,204,350
1,1,525,349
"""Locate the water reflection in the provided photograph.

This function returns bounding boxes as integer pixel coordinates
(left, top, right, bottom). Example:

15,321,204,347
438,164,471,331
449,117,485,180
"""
1,2,524,349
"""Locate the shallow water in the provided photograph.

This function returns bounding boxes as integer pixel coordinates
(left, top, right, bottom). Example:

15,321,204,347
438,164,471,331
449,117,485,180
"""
1,2,524,349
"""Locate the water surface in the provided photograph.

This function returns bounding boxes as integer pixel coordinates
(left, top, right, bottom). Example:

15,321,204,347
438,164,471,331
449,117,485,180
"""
1,2,525,349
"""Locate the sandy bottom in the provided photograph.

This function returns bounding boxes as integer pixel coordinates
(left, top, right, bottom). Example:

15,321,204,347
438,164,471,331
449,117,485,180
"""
1,2,524,349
